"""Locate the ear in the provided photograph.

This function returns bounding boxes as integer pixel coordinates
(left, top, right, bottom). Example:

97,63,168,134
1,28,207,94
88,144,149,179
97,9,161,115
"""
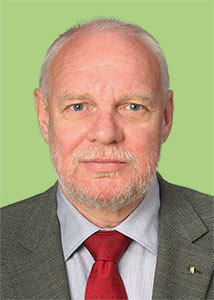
34,88,49,144
162,90,174,143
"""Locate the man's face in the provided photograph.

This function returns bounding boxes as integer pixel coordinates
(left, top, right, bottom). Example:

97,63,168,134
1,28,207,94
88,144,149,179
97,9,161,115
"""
35,31,173,210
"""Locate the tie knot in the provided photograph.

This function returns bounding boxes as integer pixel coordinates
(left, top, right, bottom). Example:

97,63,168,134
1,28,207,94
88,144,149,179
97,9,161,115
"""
84,230,131,263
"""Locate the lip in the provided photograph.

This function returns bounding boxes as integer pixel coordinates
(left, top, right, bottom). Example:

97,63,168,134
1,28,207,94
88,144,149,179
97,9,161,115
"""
80,159,127,173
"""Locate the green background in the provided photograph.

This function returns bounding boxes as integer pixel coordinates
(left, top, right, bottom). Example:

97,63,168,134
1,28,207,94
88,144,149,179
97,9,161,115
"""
1,0,213,207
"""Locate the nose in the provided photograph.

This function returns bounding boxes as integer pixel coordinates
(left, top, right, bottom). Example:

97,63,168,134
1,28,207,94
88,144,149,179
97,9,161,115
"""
86,112,124,145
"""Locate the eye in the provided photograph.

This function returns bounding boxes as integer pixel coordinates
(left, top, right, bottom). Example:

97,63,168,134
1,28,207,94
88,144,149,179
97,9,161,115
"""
70,103,85,111
127,103,144,111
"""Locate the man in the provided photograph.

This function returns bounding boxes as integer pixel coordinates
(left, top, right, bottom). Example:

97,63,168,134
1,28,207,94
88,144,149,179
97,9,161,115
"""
1,18,213,300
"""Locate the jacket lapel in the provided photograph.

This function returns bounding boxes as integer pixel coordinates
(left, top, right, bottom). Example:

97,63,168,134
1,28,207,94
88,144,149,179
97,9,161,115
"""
152,176,213,299
8,184,71,300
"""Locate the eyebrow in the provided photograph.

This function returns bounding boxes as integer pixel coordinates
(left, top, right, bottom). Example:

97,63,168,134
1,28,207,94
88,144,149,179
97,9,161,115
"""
58,93,93,107
119,93,155,107
58,92,155,108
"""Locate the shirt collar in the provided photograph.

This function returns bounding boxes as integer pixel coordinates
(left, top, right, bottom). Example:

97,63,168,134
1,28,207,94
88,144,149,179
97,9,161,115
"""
57,176,160,261
114,176,160,255
57,188,99,261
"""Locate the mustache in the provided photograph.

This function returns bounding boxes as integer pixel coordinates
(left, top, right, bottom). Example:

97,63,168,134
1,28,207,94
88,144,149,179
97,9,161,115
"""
70,146,139,166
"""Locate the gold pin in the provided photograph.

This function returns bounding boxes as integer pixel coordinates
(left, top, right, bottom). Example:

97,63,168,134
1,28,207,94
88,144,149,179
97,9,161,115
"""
189,267,195,274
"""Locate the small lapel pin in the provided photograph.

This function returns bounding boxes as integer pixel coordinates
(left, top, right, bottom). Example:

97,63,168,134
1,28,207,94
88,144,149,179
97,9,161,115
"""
189,267,195,274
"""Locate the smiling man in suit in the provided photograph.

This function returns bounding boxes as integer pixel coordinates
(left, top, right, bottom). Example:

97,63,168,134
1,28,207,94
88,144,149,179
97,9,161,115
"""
1,18,213,300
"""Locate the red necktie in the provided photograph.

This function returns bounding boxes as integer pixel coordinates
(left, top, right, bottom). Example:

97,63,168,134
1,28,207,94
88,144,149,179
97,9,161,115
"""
84,230,131,300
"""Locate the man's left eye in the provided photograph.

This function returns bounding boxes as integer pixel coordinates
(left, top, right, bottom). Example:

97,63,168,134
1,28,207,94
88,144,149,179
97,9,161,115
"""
70,104,85,111
127,103,144,111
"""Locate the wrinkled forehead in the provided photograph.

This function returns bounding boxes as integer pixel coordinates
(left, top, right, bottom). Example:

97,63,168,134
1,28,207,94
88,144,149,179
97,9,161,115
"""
49,31,161,99
51,31,159,72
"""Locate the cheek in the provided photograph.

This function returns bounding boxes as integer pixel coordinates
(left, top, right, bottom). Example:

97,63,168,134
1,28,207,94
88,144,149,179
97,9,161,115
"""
49,121,86,156
126,126,162,161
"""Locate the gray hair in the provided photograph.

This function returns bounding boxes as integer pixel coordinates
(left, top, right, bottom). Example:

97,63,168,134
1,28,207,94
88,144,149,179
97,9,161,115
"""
39,17,169,101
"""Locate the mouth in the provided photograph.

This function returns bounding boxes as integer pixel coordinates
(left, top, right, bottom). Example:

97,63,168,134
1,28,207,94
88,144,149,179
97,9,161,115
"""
80,159,127,173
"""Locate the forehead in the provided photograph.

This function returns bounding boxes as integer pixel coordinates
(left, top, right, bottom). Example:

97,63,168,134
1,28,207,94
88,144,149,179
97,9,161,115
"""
49,31,161,98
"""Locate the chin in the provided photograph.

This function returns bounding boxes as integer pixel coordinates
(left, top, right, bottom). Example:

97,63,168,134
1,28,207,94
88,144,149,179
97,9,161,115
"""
58,168,156,211
50,144,160,211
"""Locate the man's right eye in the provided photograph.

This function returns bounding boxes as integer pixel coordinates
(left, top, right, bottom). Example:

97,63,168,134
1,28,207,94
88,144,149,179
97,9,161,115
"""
69,104,85,111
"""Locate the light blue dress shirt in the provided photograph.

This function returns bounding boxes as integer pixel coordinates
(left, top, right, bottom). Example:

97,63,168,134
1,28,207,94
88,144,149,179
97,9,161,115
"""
57,176,160,300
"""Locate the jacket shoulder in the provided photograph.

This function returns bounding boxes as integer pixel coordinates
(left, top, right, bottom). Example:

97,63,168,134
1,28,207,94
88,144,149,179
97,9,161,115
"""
159,176,213,216
1,183,58,241
158,175,213,250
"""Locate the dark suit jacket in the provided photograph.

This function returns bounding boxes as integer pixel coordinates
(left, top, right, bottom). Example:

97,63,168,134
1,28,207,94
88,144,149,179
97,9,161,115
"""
1,175,213,299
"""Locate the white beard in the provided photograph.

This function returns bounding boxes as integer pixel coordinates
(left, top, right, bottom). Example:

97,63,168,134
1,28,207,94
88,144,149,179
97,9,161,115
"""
50,145,160,211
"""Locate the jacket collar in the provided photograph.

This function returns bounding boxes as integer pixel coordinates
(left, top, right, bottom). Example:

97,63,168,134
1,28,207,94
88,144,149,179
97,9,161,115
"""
152,175,212,299
10,183,71,299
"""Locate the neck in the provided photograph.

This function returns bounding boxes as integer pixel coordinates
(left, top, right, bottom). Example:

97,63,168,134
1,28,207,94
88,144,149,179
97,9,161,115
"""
60,186,142,228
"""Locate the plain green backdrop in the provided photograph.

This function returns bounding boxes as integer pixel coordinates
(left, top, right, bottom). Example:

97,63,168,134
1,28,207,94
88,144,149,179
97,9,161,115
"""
1,0,213,207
